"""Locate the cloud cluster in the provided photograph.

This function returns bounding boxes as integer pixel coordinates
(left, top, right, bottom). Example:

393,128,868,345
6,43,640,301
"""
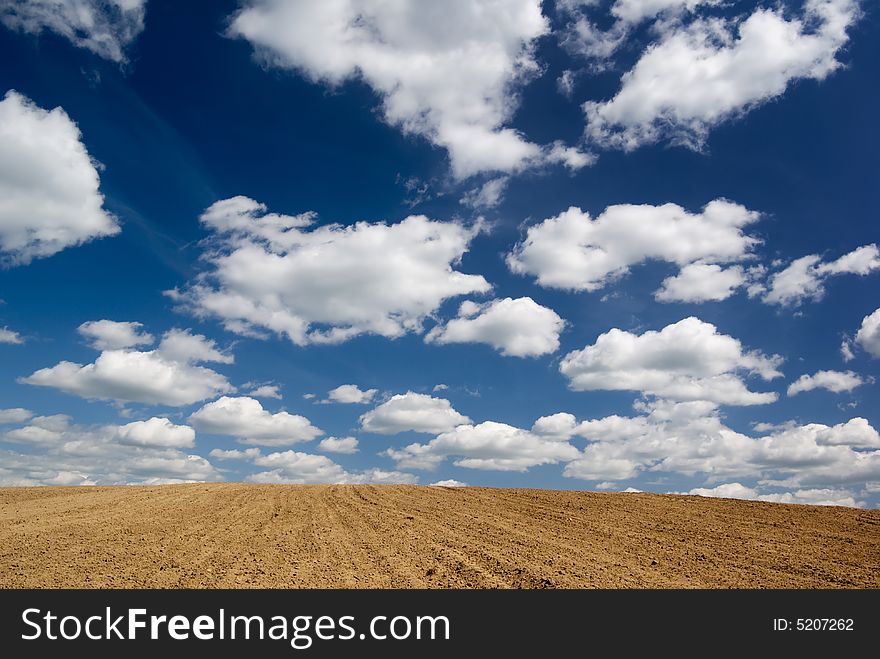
22,325,233,406
582,0,860,150
426,297,565,357
0,0,147,63
360,392,471,435
0,91,119,266
761,244,880,306
507,199,760,298
559,317,782,405
168,197,491,345
384,420,580,472
228,0,590,177
682,482,859,507
189,396,322,446
0,414,219,486
210,446,416,485
563,400,880,498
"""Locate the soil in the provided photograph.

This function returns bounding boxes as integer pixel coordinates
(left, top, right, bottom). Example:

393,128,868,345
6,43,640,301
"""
0,484,877,588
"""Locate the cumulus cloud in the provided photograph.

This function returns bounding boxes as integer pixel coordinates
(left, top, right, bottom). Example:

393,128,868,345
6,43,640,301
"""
208,448,262,461
189,396,322,447
0,0,147,63
655,263,748,303
167,197,491,345
563,399,880,492
426,297,565,357
237,449,417,484
430,479,468,487
384,420,580,471
683,482,860,507
360,392,471,435
112,417,195,448
0,408,33,424
22,326,233,406
762,244,880,306
228,0,589,178
507,199,760,293
326,384,377,405
583,0,860,150
0,414,221,486
247,384,282,399
854,308,880,358
531,412,579,440
787,370,868,396
559,317,782,405
317,436,359,454
0,326,23,344
78,320,154,350
0,91,119,266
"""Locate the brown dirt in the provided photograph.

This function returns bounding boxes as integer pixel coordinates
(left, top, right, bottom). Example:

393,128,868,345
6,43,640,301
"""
0,483,877,588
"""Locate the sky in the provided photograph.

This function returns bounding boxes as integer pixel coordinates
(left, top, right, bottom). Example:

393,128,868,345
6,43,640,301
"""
0,0,878,507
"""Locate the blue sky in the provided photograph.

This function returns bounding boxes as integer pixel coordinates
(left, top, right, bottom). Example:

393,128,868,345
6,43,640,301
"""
1,0,879,507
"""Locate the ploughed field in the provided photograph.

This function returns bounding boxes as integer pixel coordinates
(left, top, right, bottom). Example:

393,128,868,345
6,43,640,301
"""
1,484,877,588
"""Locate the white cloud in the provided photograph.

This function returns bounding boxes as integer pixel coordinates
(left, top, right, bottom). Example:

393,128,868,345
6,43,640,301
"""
531,412,579,440
432,384,449,392
584,0,860,150
317,436,359,454
683,482,860,507
22,328,233,406
460,177,509,209
841,339,855,362
189,396,322,447
360,392,471,435
243,450,417,484
168,197,491,345
855,308,880,358
228,0,589,178
655,263,746,303
680,483,859,508
247,384,282,399
0,408,33,424
556,69,577,96
246,450,346,484
0,414,221,486
156,328,234,364
787,370,867,396
113,417,195,449
0,91,119,266
558,1,718,66
507,199,760,292
0,326,23,344
326,384,377,405
559,317,782,405
762,245,880,306
430,479,468,487
208,447,261,461
0,0,147,63
563,399,880,490
611,0,716,24
426,297,565,357
78,320,154,350
385,420,580,471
